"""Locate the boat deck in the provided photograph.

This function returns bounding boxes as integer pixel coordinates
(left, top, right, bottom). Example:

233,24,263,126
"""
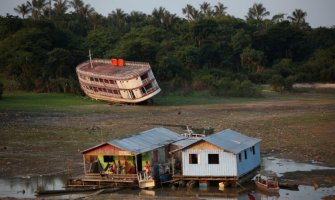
77,60,150,79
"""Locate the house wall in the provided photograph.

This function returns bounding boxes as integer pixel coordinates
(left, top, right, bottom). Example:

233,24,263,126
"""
236,142,261,177
182,149,237,176
181,141,237,176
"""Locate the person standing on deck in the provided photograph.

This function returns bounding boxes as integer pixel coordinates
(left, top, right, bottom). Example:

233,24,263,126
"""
145,161,150,177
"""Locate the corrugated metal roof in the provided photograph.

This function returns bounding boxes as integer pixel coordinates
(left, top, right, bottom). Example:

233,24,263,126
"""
172,138,200,147
203,129,261,154
109,127,185,154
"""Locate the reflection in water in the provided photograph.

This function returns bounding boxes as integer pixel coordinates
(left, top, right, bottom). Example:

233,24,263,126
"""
0,175,67,198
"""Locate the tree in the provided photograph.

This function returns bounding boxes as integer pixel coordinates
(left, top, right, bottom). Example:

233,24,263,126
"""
53,0,69,16
109,9,127,31
14,3,31,18
69,0,83,15
288,9,307,28
27,0,47,19
240,47,265,73
214,2,227,17
246,3,270,27
182,4,199,21
199,2,212,17
271,13,285,24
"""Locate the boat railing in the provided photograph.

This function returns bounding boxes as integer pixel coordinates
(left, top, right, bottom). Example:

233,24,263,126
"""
137,171,151,181
181,126,206,138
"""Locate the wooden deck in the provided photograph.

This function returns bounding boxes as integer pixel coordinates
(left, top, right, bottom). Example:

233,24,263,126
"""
67,173,138,188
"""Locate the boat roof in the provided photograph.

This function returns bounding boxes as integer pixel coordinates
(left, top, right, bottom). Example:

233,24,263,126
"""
77,59,150,79
174,129,261,154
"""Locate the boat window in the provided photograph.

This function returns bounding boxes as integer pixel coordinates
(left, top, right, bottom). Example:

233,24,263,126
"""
252,146,255,155
129,90,135,99
104,79,109,83
208,154,219,164
109,80,116,84
244,150,248,160
94,78,99,82
90,77,94,81
239,153,242,162
144,83,152,90
99,78,103,82
141,87,146,94
189,154,198,164
140,73,148,80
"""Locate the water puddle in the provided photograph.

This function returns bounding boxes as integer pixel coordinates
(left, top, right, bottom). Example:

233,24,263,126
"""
0,157,334,199
261,156,335,176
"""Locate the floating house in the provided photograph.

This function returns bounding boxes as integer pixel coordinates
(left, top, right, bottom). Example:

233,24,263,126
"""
76,57,161,103
80,127,185,186
171,129,261,185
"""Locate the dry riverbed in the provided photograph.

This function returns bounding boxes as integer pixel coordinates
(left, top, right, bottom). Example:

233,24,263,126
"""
0,91,334,189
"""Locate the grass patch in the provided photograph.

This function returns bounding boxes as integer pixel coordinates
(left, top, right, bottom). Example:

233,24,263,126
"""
154,90,263,106
0,91,101,112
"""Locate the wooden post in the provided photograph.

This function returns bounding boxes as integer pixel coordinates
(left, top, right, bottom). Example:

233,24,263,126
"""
172,155,175,176
83,155,86,175
135,155,138,174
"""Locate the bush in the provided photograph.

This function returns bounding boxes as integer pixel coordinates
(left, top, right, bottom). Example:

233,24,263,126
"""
209,78,261,97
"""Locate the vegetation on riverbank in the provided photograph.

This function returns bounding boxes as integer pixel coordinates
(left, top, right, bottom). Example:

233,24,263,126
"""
0,1,334,97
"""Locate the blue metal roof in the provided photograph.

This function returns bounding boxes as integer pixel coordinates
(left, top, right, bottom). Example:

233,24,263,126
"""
172,138,200,147
109,127,185,154
203,129,261,154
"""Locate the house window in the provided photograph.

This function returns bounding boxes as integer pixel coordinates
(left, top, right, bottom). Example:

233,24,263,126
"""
244,150,248,160
252,146,255,155
208,154,219,164
189,154,198,164
239,153,242,162
103,156,113,163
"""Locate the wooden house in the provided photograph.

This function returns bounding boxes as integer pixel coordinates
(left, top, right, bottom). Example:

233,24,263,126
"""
172,129,261,184
80,127,185,185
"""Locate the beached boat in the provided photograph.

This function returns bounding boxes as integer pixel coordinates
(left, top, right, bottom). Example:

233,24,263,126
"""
76,53,161,103
255,174,279,193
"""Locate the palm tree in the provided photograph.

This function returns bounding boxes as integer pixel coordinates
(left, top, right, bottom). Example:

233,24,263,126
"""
53,0,68,16
182,4,194,20
79,4,94,18
200,2,212,17
152,7,166,24
109,8,127,30
127,11,147,25
288,9,307,27
271,13,285,24
69,0,83,15
27,0,47,19
14,3,31,18
214,2,227,17
182,4,199,20
247,3,270,26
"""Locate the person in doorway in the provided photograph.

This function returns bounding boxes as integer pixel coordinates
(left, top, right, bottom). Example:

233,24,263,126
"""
145,161,150,177
117,160,123,174
111,161,117,174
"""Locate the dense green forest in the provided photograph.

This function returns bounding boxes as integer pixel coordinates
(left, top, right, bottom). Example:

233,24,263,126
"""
0,0,334,97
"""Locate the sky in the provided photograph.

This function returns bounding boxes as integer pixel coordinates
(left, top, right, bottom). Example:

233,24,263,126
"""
1,0,335,28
